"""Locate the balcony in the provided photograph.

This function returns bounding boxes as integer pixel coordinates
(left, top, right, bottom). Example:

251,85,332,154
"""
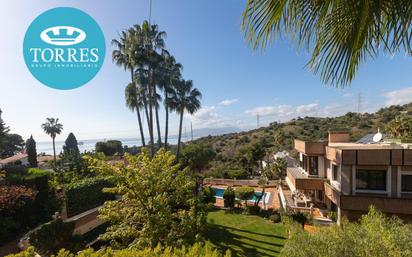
286,167,325,191
340,195,412,215
294,139,327,155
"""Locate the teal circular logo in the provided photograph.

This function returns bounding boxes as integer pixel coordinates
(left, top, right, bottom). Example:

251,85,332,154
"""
23,7,105,90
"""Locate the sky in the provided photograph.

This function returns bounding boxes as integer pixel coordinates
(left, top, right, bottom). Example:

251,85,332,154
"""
2,0,412,142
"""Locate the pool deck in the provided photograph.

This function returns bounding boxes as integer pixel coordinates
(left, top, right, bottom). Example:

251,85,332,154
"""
210,185,280,210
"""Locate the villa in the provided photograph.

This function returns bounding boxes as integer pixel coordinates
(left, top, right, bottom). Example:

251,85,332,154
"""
280,130,412,223
0,153,29,168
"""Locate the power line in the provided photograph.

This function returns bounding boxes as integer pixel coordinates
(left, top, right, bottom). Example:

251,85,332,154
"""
257,112,260,128
357,92,363,114
149,0,153,24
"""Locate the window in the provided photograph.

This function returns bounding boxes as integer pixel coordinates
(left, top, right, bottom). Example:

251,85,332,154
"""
309,156,318,176
332,165,340,182
356,169,386,191
401,174,412,192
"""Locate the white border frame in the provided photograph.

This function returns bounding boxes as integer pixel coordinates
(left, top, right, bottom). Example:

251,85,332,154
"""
397,168,412,197
352,166,391,196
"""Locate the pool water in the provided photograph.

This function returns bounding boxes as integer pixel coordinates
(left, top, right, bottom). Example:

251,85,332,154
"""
212,187,268,202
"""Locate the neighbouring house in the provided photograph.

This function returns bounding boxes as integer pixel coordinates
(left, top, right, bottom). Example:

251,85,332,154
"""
280,130,412,224
0,153,29,168
262,151,297,169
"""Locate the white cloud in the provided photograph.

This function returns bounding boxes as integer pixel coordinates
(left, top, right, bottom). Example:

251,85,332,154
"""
188,106,224,127
383,87,412,106
342,93,353,97
245,103,319,120
219,99,238,106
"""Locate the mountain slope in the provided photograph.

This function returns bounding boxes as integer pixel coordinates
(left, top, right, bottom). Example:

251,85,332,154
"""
193,103,412,160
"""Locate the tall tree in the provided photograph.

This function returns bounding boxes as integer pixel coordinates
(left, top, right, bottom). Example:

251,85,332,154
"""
242,1,412,86
63,132,80,155
41,118,63,164
112,27,146,147
158,51,182,150
140,21,166,153
0,108,10,153
88,149,205,248
125,83,146,147
173,80,202,160
26,135,37,167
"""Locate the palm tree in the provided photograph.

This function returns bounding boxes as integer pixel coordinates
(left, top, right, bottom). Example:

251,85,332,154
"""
173,79,202,160
112,27,146,147
140,21,166,154
41,118,63,164
158,51,182,149
242,1,412,86
125,83,146,146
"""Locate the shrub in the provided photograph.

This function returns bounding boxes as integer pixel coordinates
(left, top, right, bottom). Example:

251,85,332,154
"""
95,140,123,156
29,219,83,256
290,212,308,228
269,213,281,223
223,187,235,209
235,186,255,207
0,185,37,243
245,205,261,215
10,242,231,257
66,177,114,217
328,211,337,222
202,186,216,204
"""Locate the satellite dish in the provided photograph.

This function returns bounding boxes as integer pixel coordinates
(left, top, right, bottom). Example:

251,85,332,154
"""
373,132,383,143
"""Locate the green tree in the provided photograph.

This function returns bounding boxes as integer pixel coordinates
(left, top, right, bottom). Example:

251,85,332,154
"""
26,135,37,167
387,114,412,142
235,186,255,208
63,133,82,172
181,143,216,173
0,108,10,151
282,206,412,257
112,28,146,147
223,187,236,209
95,140,123,156
158,51,182,150
87,149,205,248
242,1,412,86
1,134,24,158
41,118,63,165
173,79,202,160
272,157,287,178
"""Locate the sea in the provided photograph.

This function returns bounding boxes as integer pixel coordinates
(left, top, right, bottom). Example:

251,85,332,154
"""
36,135,185,155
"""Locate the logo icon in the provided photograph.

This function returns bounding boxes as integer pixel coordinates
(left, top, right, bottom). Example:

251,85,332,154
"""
40,26,86,46
23,7,105,90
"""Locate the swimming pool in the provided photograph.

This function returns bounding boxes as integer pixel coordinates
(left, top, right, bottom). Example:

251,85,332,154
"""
212,187,271,204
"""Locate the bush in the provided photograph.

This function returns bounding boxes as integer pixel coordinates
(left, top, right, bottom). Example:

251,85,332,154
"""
95,140,123,156
29,219,83,256
10,242,230,257
328,211,337,222
235,186,255,206
269,213,281,223
66,177,114,217
290,212,308,228
245,205,261,215
202,186,216,204
223,187,235,209
0,185,37,243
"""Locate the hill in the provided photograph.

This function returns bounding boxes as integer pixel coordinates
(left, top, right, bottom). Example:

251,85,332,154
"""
193,103,412,161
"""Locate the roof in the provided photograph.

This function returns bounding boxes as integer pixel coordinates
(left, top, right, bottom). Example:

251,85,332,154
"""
356,133,387,144
328,142,406,150
0,153,28,165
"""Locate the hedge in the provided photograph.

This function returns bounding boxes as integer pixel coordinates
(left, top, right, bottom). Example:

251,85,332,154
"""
29,219,83,256
66,177,114,217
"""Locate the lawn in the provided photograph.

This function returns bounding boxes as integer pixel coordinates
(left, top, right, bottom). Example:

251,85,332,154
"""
205,210,287,257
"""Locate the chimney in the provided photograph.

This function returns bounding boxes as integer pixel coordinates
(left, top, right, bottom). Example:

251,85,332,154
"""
328,130,350,143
